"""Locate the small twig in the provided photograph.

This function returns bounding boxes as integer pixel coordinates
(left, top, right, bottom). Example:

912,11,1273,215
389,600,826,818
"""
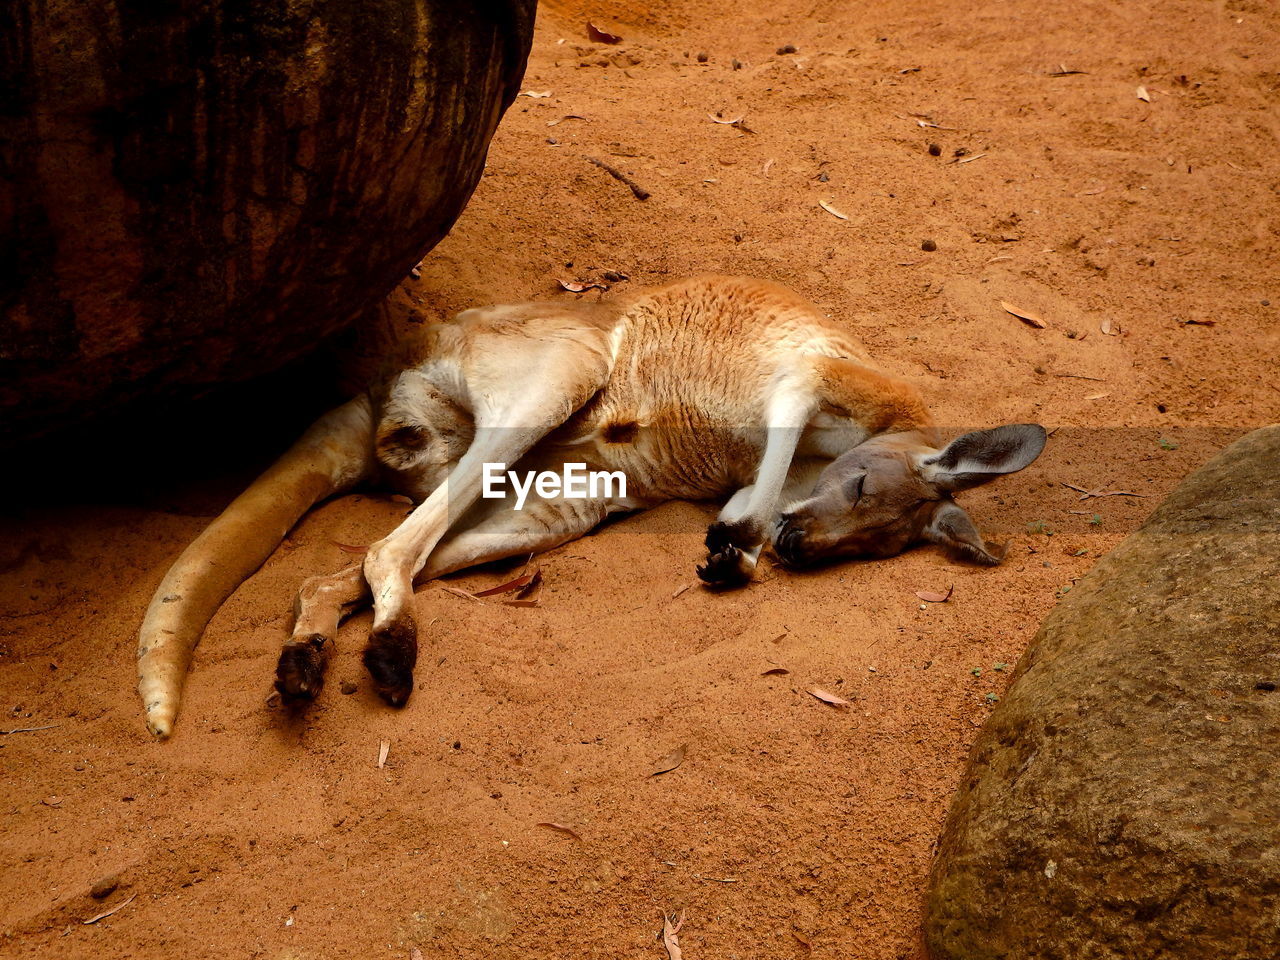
0,723,59,735
586,156,651,200
1062,481,1146,501
83,894,136,925
441,585,482,603
1054,372,1107,382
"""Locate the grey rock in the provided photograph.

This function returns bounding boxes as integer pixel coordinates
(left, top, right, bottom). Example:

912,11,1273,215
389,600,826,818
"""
926,425,1280,960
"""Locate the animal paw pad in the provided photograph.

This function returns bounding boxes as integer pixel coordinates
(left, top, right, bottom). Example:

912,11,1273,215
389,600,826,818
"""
275,638,328,702
697,545,755,586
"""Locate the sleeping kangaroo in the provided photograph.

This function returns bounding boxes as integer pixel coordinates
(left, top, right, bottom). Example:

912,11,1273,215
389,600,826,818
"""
137,276,1046,737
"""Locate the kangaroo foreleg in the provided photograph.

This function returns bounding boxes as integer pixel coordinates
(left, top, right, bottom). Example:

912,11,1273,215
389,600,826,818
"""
698,373,815,586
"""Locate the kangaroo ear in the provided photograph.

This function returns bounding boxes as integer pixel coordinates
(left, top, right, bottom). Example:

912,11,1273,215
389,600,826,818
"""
920,424,1047,492
922,501,1005,566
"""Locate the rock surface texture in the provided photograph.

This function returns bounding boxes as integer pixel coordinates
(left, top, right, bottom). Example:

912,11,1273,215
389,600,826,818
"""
0,0,535,445
926,425,1280,959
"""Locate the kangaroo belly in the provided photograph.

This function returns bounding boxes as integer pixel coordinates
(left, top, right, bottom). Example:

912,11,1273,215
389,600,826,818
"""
551,408,763,501
545,278,868,501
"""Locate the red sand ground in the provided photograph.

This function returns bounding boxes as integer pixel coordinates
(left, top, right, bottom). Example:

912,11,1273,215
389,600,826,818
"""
2,0,1277,957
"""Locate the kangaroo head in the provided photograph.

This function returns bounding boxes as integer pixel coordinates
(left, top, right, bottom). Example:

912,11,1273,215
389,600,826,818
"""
773,424,1047,567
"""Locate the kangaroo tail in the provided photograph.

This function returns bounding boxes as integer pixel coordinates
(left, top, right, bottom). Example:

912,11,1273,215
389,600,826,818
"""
137,395,375,737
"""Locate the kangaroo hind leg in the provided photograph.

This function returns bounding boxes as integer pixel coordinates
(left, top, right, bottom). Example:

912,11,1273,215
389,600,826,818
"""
278,490,615,703
275,563,368,702
360,333,614,706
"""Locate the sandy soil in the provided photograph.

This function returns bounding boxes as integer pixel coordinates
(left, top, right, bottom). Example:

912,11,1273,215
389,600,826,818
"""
2,0,1277,957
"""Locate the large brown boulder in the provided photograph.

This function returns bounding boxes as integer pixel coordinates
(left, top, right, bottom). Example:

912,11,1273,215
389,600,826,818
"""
926,426,1280,959
0,0,535,445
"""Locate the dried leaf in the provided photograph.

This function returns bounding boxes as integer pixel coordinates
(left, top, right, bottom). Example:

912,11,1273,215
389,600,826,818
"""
1180,317,1216,326
536,821,583,841
1136,85,1151,103
915,585,954,603
521,90,552,98
586,22,622,43
1100,318,1120,336
762,158,775,177
473,571,537,598
1075,185,1106,196
818,199,849,221
1084,392,1110,400
559,278,608,293
956,152,988,164
760,667,790,676
499,570,544,607
662,911,685,960
42,795,63,807
672,582,694,599
1001,301,1047,328
83,893,136,925
650,743,687,776
411,949,424,960
808,687,852,709
793,929,814,951
377,739,390,769
334,542,369,554
546,115,589,127
514,569,543,600
389,494,415,505
708,113,745,124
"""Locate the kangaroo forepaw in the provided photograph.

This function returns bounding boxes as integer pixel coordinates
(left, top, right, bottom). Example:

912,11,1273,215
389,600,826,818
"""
698,521,759,587
275,635,330,702
363,613,418,707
